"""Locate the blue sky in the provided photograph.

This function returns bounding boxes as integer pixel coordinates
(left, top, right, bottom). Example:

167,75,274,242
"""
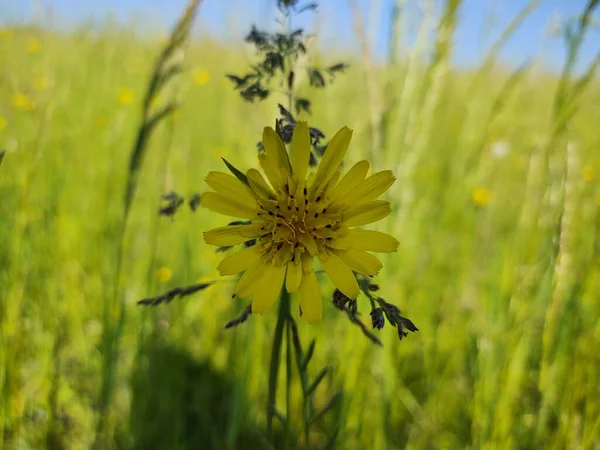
2,0,599,72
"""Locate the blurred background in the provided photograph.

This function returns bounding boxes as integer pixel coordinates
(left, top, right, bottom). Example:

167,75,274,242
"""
1,0,599,449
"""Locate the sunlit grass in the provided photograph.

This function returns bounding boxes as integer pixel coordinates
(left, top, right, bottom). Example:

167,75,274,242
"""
0,13,599,450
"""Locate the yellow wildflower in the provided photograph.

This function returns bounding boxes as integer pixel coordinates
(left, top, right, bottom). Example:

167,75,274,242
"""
582,165,594,183
0,116,6,131
201,123,398,323
193,67,210,86
26,38,41,53
472,188,490,207
155,267,173,283
116,87,134,105
11,92,36,111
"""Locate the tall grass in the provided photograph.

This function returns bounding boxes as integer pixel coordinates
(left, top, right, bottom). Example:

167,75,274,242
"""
1,1,599,448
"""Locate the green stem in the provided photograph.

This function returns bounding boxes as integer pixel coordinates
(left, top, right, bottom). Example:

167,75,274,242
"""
266,288,290,439
285,311,292,449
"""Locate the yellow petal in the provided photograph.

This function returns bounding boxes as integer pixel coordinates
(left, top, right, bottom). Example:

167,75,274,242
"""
252,264,286,314
259,153,283,191
235,263,266,298
336,249,382,276
217,246,262,275
297,270,322,324
285,260,303,293
328,160,370,202
318,251,359,299
290,121,311,182
298,232,318,256
342,170,395,206
347,230,399,252
205,171,257,206
247,168,274,199
343,201,391,227
324,171,341,196
311,126,353,195
201,192,257,219
204,224,262,246
301,253,314,273
263,127,291,173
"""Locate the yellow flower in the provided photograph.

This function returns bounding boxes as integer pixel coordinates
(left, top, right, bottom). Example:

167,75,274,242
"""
472,188,490,207
582,165,594,182
155,267,173,283
201,123,398,323
0,116,6,130
11,92,36,111
33,76,49,91
116,87,134,105
193,67,210,86
26,38,41,53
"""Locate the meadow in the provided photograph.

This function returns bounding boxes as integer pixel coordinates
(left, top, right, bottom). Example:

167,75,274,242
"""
1,1,600,449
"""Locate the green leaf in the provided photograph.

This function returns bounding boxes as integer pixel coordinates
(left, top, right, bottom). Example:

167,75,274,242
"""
0,150,5,167
221,157,249,186
306,367,328,397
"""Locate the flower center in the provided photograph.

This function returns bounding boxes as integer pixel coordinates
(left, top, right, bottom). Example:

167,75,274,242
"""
255,184,342,265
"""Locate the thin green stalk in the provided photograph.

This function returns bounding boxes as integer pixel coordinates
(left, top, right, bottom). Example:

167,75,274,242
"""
266,289,290,439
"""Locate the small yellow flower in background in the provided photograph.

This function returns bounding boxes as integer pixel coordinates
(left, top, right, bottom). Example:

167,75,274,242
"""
116,87,134,105
582,165,595,183
193,67,210,86
11,92,36,111
33,76,49,92
472,188,491,207
0,116,6,131
201,122,398,323
26,38,41,53
155,267,173,283
0,28,13,40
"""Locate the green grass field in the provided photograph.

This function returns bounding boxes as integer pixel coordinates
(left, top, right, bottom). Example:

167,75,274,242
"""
1,3,600,448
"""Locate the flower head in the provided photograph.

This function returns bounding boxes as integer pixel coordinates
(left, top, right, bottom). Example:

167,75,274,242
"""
582,165,594,183
155,266,173,283
116,87,134,105
193,67,210,86
11,92,36,111
201,123,398,323
26,38,41,53
472,187,490,207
